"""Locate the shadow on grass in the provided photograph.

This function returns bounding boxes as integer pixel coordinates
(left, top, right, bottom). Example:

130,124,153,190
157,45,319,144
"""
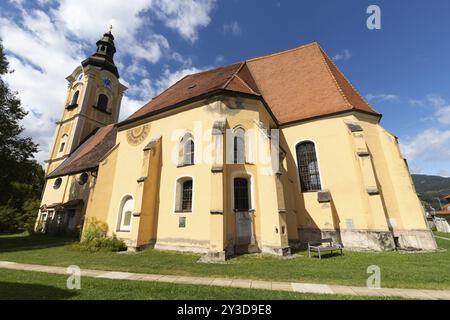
0,281,78,300
0,234,77,253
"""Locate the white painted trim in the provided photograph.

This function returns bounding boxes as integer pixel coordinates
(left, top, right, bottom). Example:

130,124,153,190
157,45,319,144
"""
229,171,256,212
292,139,325,193
116,194,134,232
56,134,69,158
231,126,248,164
172,174,195,215
179,131,195,165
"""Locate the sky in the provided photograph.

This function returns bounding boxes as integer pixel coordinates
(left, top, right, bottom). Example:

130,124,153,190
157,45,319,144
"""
0,0,449,176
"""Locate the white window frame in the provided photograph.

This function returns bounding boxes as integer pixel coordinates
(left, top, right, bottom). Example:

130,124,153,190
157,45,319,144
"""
117,194,134,232
232,126,246,164
173,175,194,214
230,172,256,212
57,134,69,157
179,132,195,166
293,139,324,193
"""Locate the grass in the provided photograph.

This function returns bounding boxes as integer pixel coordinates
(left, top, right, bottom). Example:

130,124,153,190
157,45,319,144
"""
0,232,449,290
433,231,450,239
0,269,395,300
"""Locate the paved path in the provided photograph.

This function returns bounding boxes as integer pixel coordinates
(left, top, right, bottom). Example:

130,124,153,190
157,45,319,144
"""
435,235,450,241
1,260,450,300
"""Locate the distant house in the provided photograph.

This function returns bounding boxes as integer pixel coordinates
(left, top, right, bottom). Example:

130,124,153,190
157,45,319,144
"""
434,195,450,233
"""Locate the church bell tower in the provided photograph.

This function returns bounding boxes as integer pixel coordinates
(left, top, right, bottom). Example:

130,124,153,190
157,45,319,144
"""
45,28,127,174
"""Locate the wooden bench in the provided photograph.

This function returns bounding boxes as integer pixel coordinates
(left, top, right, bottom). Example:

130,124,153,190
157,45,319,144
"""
307,238,343,259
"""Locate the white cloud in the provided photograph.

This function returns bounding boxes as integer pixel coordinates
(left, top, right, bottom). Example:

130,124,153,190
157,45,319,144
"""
400,94,450,174
332,49,352,62
222,21,242,37
366,93,399,102
435,105,450,125
155,66,203,93
400,128,450,162
214,55,225,64
409,94,450,125
0,1,215,163
152,0,216,42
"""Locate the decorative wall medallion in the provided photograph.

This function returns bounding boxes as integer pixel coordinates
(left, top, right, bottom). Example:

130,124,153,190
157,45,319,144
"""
126,124,150,146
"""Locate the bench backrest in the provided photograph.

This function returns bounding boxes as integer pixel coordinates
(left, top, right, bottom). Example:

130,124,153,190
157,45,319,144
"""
308,238,333,246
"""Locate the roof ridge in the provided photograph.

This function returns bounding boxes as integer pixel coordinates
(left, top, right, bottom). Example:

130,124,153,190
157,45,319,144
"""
132,62,243,115
233,74,260,95
315,44,351,109
190,62,242,78
242,61,263,96
317,45,378,114
246,41,318,63
221,61,245,89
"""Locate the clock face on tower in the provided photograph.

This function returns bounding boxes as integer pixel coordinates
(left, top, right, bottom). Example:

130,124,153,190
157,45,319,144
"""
102,77,112,88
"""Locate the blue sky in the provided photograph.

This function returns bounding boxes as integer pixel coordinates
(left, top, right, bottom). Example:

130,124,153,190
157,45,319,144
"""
1,0,449,176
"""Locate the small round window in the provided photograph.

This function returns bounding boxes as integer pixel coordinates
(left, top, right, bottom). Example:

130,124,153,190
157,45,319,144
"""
53,178,62,189
78,172,89,185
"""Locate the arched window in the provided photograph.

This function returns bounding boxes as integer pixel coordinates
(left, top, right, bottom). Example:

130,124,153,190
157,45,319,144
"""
180,133,194,166
70,90,79,106
233,127,246,164
296,141,322,192
58,134,68,155
234,177,250,211
97,94,109,111
182,180,193,211
175,177,193,212
118,195,134,232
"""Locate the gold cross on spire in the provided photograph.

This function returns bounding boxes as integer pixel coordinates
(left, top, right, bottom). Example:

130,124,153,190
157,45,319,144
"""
109,25,113,33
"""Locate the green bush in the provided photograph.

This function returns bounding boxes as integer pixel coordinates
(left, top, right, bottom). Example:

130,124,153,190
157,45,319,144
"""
81,218,108,243
73,218,126,253
0,199,41,234
21,199,40,234
0,206,22,233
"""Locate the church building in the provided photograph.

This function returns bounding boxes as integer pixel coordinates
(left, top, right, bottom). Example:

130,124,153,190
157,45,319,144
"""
36,30,436,258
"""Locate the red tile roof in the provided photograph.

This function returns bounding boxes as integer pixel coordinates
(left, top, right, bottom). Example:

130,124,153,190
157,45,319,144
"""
47,42,380,180
46,124,117,178
435,211,450,216
122,42,380,126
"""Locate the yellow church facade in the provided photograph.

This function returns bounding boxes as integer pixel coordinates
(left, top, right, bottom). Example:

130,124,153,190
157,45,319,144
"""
36,31,436,259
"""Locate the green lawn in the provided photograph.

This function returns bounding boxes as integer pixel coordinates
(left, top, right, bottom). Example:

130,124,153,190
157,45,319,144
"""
433,231,450,239
0,232,449,290
0,269,393,300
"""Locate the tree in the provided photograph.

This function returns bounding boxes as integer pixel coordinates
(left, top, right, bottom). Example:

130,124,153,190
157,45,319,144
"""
0,38,43,233
0,39,39,204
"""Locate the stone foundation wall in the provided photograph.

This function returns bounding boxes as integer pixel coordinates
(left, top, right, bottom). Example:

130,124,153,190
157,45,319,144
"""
393,229,437,251
261,245,291,256
296,228,437,251
154,242,209,254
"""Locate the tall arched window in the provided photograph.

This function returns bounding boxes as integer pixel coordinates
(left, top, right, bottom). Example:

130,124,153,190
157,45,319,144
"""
296,141,322,192
181,180,193,211
233,127,246,164
175,177,193,212
118,195,134,232
58,134,68,155
234,178,250,211
180,133,194,166
70,90,79,106
97,94,109,111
